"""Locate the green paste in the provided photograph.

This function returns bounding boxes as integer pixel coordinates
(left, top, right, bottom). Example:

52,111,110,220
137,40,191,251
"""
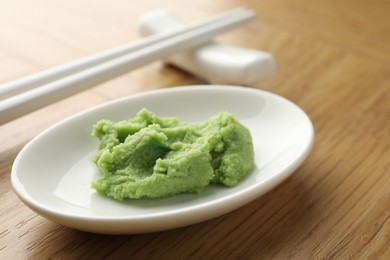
91,109,254,200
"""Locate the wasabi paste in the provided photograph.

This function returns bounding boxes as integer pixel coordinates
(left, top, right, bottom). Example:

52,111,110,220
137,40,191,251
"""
91,109,254,200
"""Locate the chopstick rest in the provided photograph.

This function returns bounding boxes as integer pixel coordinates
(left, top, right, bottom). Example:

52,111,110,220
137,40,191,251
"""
138,9,276,85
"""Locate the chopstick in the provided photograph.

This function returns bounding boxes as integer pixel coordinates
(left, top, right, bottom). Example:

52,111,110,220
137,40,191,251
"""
0,8,255,124
0,7,251,101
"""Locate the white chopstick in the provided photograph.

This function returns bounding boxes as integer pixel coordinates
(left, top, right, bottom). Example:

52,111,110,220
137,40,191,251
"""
0,8,255,124
0,7,250,101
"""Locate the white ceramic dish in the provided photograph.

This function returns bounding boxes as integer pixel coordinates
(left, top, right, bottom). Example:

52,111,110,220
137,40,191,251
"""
11,85,314,234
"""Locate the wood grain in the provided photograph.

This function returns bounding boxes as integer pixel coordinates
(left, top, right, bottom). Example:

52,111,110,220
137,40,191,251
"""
1,0,389,258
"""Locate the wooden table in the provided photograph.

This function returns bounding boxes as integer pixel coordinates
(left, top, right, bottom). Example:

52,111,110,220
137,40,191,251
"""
1,0,389,258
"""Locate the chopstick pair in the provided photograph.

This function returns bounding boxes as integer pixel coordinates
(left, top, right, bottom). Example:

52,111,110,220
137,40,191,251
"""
0,7,255,125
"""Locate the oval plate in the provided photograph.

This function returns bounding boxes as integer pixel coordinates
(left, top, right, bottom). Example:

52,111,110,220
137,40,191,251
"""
11,85,314,234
